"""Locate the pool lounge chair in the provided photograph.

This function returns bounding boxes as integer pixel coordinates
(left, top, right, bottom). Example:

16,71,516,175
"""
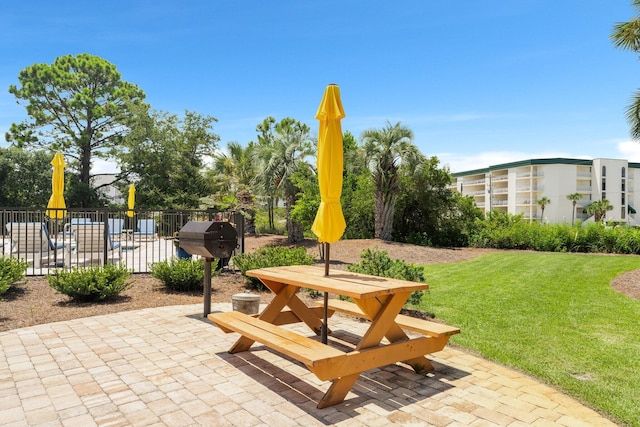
6,222,71,268
108,218,125,240
73,223,122,265
61,217,92,239
134,219,157,241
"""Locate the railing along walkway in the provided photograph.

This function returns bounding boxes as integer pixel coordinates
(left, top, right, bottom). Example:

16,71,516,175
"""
1,208,244,275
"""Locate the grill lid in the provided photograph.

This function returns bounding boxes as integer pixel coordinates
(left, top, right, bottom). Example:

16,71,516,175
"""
178,221,238,258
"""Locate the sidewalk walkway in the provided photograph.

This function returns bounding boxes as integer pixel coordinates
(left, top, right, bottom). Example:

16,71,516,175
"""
0,304,617,426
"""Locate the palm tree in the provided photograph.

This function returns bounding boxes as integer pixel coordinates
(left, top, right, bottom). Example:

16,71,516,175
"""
253,117,314,242
208,141,258,233
566,193,582,225
536,197,551,223
586,199,614,223
611,2,640,139
361,121,422,240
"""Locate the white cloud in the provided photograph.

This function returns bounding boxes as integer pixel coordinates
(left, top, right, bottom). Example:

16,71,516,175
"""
92,158,120,175
616,140,640,162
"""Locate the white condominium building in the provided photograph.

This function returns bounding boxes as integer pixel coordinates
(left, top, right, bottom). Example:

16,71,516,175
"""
451,158,639,224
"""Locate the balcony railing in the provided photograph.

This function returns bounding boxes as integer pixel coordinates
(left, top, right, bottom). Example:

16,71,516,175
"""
516,172,544,179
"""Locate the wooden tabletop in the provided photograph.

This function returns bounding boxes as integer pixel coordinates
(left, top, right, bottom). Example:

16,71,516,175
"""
245,265,428,299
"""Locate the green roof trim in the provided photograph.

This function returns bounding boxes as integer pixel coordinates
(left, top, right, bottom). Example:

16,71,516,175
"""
629,204,637,214
453,158,596,177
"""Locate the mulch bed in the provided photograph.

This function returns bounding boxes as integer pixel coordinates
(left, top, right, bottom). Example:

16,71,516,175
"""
2,236,638,332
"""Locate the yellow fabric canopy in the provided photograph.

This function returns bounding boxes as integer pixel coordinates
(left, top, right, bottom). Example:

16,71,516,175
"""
46,153,66,219
311,84,346,243
127,184,136,217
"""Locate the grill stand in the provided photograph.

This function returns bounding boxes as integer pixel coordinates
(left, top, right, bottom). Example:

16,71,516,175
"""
204,257,213,317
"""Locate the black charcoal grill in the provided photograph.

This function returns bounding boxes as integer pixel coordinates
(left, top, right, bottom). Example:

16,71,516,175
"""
178,221,238,259
178,221,238,316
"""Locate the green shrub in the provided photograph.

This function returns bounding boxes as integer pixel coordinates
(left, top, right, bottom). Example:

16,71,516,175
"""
347,247,427,307
0,257,29,296
469,211,640,255
232,246,314,290
254,207,287,235
149,257,209,291
47,264,133,302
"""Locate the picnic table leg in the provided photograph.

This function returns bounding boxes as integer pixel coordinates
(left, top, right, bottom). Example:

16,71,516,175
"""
318,373,360,409
355,293,433,372
316,293,419,408
261,278,325,334
228,282,297,353
228,280,325,353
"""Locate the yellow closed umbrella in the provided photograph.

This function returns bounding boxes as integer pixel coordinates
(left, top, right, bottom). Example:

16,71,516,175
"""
127,184,136,217
312,84,346,259
311,84,346,343
46,153,66,219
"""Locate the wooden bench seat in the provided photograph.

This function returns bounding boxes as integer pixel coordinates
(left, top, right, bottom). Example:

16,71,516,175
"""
316,299,460,338
208,311,346,375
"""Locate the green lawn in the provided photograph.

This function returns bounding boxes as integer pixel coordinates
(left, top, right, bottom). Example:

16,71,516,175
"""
420,252,640,427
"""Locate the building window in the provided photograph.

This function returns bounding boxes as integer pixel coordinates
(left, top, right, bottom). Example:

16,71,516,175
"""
622,180,626,191
602,180,606,191
622,194,625,205
622,167,626,178
602,192,606,200
622,207,626,219
602,166,606,176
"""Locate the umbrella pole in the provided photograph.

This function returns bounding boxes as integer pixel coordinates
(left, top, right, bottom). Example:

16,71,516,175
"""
324,242,330,276
322,242,330,344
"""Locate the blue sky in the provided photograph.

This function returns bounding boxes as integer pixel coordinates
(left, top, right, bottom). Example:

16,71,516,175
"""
2,1,640,174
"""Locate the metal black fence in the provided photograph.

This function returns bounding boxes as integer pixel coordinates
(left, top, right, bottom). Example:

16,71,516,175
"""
1,208,244,276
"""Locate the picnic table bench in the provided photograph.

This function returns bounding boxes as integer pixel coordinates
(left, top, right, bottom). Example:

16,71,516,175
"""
208,265,460,408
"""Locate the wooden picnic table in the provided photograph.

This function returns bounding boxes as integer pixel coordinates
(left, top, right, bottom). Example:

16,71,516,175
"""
208,265,460,408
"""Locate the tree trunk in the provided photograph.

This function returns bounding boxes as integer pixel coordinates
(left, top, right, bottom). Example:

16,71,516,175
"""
267,198,274,230
244,209,256,235
284,195,304,242
80,115,93,185
374,190,396,240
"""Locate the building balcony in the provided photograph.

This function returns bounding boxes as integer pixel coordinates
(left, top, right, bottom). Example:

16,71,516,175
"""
516,172,544,179
466,178,487,185
516,186,542,192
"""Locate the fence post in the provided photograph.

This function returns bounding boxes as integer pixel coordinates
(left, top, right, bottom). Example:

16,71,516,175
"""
102,205,109,266
232,211,245,254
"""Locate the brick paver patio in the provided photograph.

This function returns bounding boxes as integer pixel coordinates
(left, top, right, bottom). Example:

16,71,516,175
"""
0,304,617,426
